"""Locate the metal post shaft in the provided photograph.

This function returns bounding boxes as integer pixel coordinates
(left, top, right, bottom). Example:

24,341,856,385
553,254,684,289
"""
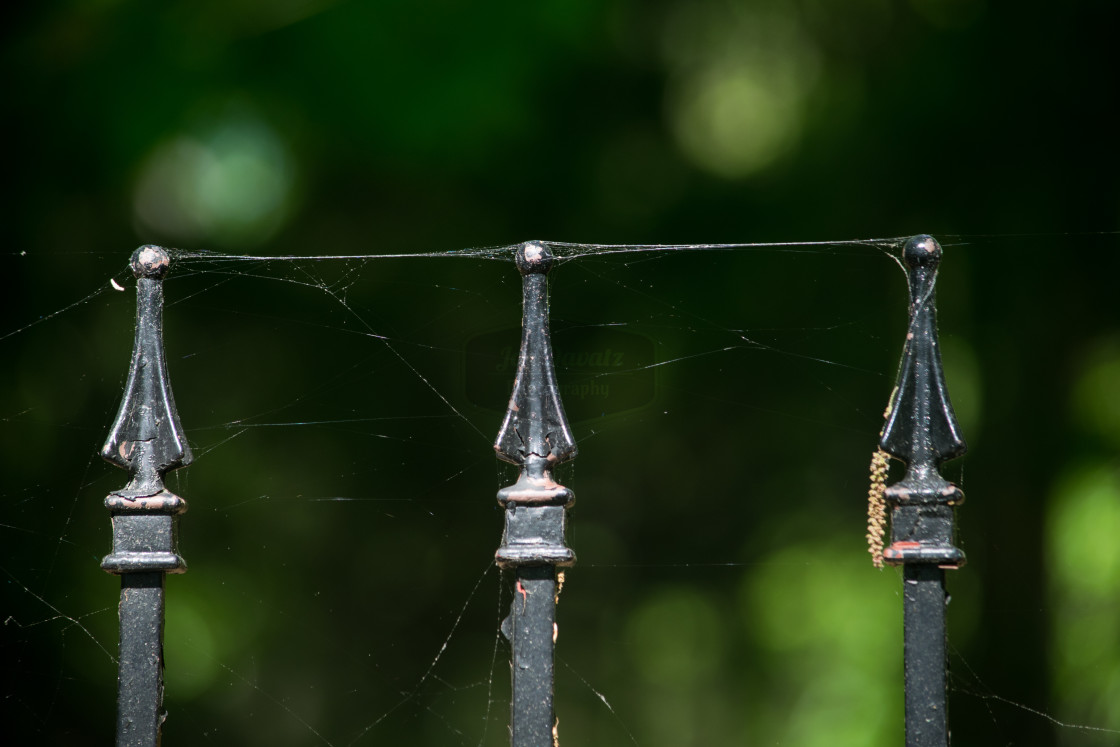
878,235,967,747
101,245,192,747
494,241,577,746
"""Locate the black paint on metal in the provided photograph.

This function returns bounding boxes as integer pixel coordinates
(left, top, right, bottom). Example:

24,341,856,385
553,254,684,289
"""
902,564,950,746
500,566,560,747
115,573,166,746
879,235,967,747
101,245,192,747
494,241,576,746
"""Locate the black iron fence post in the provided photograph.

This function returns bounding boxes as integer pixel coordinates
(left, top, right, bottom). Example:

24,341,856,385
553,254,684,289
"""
100,245,192,747
878,235,967,747
494,241,577,747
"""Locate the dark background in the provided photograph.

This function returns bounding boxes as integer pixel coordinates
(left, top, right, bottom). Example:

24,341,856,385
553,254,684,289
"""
4,1,1120,745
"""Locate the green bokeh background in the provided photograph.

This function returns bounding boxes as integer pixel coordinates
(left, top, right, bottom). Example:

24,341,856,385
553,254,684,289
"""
4,1,1120,745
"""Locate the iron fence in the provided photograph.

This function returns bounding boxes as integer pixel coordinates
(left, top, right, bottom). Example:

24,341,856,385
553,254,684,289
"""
97,235,965,747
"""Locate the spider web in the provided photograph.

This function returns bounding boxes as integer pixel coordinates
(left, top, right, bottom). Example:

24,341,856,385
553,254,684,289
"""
2,235,1118,746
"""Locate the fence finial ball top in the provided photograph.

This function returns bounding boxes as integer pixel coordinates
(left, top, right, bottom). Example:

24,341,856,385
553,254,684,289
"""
130,245,171,279
903,234,942,268
515,241,554,275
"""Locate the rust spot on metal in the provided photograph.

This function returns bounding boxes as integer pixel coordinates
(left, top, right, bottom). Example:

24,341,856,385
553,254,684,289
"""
105,490,187,514
131,245,171,278
500,485,571,504
884,541,923,560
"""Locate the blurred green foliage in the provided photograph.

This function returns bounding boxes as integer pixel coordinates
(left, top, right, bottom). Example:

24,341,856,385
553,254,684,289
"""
4,1,1120,745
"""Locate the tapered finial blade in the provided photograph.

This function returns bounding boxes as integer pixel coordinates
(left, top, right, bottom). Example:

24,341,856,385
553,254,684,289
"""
494,241,577,467
879,235,966,471
101,245,192,499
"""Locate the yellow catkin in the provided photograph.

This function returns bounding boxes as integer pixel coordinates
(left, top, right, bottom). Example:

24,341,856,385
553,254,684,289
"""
867,448,890,568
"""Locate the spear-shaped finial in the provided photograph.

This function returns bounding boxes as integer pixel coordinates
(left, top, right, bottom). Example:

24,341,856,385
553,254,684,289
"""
494,241,577,527
101,245,192,512
494,241,577,472
880,236,966,474
879,234,967,567
101,245,191,747
494,241,576,746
